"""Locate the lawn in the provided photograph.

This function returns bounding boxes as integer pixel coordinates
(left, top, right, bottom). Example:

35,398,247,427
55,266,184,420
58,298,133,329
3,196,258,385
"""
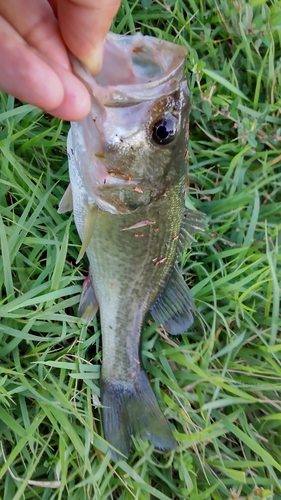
0,0,281,499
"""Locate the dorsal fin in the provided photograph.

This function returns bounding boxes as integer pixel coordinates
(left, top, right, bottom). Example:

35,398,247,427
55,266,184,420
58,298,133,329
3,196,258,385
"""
178,209,206,254
150,264,195,335
150,209,205,335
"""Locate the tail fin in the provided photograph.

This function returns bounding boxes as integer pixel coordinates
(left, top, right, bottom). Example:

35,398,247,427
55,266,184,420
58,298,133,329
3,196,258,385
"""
101,370,177,461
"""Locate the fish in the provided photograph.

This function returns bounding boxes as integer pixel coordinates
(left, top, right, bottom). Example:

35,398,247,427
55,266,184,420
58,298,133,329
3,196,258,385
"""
59,32,205,460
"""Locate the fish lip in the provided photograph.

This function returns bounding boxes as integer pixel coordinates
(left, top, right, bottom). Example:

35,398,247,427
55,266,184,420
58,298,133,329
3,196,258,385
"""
71,32,188,106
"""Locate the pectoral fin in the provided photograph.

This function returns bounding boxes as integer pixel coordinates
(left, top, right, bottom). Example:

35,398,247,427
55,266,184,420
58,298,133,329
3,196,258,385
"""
78,273,99,324
150,265,195,335
58,184,73,213
178,209,206,253
76,205,98,263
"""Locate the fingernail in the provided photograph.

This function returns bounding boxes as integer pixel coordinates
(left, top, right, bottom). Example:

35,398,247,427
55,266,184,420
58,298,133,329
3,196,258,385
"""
79,43,104,75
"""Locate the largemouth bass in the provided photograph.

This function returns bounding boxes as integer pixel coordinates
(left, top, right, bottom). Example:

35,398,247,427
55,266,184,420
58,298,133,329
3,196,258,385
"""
59,32,204,460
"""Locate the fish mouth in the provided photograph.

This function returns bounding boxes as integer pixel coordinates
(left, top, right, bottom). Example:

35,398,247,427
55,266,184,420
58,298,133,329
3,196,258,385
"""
71,32,188,106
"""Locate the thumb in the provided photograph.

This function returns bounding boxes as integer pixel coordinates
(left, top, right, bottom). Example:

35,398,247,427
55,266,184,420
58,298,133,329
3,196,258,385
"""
57,0,121,74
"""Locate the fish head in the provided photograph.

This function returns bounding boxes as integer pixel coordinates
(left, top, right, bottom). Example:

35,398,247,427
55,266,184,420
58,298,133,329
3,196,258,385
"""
69,33,190,214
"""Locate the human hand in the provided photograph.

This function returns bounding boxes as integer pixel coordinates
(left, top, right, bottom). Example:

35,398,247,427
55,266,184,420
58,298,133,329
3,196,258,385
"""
0,0,121,120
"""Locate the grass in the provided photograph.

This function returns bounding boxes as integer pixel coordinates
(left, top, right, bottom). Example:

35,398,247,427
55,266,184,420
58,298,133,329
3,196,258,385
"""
0,0,281,498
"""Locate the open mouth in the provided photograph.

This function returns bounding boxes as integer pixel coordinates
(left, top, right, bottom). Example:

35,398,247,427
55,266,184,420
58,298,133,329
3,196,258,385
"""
71,32,187,106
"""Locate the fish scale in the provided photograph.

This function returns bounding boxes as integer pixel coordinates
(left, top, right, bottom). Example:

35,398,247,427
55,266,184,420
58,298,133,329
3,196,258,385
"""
88,187,183,298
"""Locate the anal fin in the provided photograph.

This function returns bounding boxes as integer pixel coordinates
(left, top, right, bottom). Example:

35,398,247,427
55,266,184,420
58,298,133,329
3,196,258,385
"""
150,264,195,335
78,273,99,324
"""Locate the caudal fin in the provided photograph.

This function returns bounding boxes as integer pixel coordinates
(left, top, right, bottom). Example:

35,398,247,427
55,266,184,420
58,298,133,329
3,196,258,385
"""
101,370,177,461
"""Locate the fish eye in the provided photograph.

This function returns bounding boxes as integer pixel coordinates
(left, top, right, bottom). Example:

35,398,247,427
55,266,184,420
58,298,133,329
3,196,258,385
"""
152,114,178,145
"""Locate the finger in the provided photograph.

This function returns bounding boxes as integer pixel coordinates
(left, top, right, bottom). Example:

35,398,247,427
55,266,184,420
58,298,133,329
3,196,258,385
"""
0,16,91,120
39,55,91,120
48,0,58,15
57,0,121,74
0,16,64,111
0,0,70,70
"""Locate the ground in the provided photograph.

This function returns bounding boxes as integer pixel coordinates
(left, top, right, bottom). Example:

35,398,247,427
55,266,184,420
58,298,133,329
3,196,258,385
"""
0,1,280,499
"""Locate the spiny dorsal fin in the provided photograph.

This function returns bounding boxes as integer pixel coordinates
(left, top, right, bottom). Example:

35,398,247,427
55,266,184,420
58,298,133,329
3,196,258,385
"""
150,264,195,335
78,273,99,324
178,209,206,254
58,184,73,214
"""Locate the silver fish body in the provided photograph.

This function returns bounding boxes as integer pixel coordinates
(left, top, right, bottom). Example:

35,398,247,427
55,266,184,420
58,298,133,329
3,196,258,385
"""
60,33,204,460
